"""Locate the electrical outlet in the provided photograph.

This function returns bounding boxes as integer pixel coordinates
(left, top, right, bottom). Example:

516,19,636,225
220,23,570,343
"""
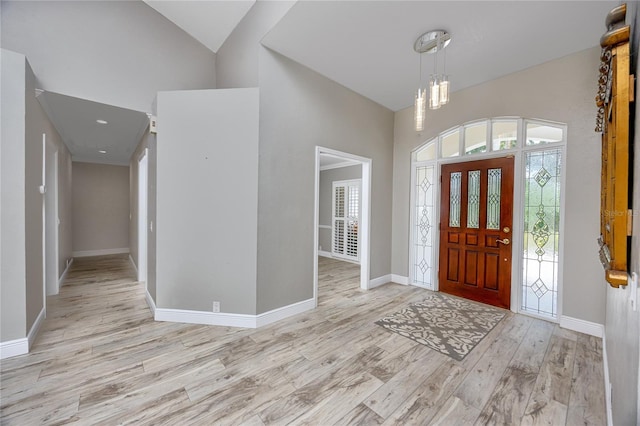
212,301,220,313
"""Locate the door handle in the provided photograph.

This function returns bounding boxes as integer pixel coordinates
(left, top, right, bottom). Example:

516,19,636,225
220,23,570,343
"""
496,238,510,245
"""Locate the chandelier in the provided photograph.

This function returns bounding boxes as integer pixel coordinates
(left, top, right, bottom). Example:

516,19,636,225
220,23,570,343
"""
414,30,451,131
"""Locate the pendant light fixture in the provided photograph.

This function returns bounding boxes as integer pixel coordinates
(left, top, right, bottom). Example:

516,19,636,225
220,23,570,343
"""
414,30,451,130
414,52,427,131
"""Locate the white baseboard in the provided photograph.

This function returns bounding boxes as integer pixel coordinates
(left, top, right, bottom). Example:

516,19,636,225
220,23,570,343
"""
58,258,74,287
129,255,138,274
155,308,256,328
318,250,332,258
559,315,604,337
28,307,46,349
72,248,130,258
145,290,156,316
256,298,315,327
602,332,613,426
154,298,316,329
391,274,409,285
0,338,29,359
369,274,392,289
0,307,46,359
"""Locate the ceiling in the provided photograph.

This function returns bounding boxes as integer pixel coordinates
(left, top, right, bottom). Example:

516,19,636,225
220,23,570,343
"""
319,153,361,170
142,0,255,53
38,91,150,166
40,1,617,166
262,1,616,111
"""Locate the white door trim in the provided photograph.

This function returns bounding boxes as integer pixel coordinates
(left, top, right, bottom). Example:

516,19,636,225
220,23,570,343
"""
314,147,372,306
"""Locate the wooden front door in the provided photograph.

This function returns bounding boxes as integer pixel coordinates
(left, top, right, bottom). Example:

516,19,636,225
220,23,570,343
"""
438,157,514,309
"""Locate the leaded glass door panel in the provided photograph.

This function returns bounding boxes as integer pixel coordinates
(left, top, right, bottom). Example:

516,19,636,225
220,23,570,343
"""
439,157,514,309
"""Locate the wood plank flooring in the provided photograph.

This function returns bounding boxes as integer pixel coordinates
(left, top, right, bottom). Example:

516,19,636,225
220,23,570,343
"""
0,255,606,425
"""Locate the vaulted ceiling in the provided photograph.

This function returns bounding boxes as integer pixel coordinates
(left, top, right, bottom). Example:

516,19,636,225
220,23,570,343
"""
35,1,617,165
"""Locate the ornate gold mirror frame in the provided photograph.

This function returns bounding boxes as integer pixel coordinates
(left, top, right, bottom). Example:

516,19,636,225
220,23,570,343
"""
596,3,634,287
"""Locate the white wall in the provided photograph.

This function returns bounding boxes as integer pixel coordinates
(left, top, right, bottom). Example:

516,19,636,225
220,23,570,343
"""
72,162,130,255
319,165,362,253
392,47,605,324
156,88,259,314
256,48,395,313
1,0,216,112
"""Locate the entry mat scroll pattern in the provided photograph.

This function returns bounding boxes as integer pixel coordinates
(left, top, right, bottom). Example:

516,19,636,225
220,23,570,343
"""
375,293,507,361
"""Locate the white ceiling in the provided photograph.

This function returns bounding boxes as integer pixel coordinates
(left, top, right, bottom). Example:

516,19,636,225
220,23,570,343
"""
262,1,617,111
38,91,150,166
143,0,255,52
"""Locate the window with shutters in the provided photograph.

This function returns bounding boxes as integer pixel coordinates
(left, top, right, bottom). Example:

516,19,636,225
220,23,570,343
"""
332,180,361,262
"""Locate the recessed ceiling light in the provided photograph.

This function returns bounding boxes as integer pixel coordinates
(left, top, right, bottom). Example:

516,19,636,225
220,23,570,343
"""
96,119,108,124
98,150,107,154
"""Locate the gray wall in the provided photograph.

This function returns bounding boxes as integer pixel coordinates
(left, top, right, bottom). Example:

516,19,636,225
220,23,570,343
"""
72,162,130,253
319,165,362,253
257,48,395,313
156,88,259,314
1,49,74,343
1,0,216,112
392,47,605,325
129,130,157,301
215,1,294,89
1,49,28,341
605,3,640,424
24,57,45,336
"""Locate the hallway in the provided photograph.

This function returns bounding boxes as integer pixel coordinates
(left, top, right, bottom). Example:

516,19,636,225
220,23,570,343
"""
1,255,605,424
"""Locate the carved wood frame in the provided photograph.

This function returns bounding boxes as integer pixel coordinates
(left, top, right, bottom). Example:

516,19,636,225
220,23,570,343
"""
596,3,633,287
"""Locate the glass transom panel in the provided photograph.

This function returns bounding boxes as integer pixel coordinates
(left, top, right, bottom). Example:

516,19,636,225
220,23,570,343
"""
464,123,487,155
526,123,563,145
441,130,460,158
492,121,518,150
416,142,436,161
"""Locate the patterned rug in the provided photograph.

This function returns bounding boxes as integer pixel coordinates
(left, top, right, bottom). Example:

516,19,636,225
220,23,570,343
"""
375,293,506,361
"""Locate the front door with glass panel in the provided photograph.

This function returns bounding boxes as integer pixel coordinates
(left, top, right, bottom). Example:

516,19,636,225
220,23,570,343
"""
332,180,360,262
439,157,514,309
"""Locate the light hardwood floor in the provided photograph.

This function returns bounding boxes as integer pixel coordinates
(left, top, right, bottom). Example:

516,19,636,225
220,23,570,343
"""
0,255,605,425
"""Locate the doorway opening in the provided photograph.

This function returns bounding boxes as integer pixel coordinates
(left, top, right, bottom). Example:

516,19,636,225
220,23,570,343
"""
44,138,59,297
314,147,371,307
138,149,148,285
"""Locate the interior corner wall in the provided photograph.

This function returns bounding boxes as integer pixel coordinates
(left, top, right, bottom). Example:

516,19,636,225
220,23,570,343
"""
1,0,216,113
156,88,259,315
24,58,45,334
392,47,605,325
256,48,395,314
33,95,73,283
130,130,157,302
215,1,295,89
1,49,28,341
604,3,640,424
72,162,130,254
319,165,362,253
